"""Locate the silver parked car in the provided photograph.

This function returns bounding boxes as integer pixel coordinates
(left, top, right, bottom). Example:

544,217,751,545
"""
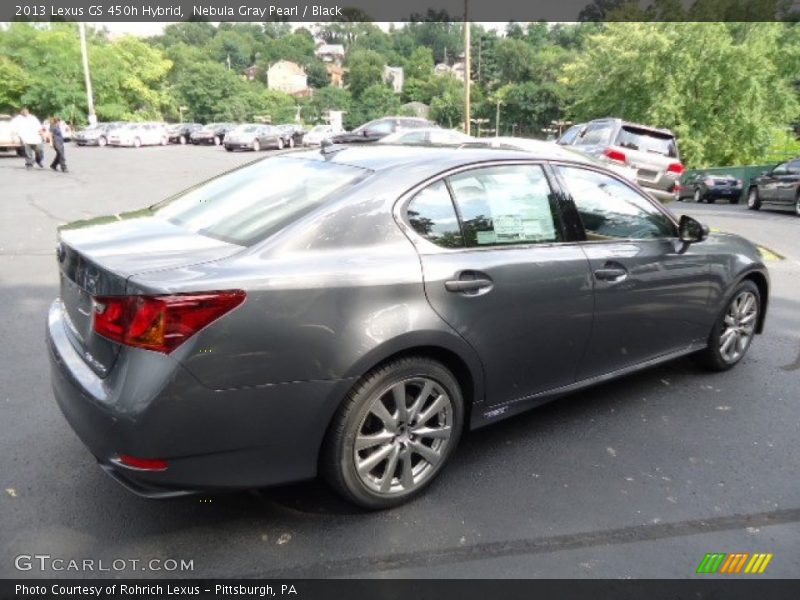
559,118,683,202
48,145,768,509
224,124,283,152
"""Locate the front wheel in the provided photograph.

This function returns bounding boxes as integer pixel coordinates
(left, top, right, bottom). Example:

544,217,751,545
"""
97,136,107,147
179,135,187,145
277,138,284,150
698,280,760,371
693,188,703,203
795,193,800,217
252,139,260,152
321,357,464,509
747,187,761,210
288,137,295,148
213,135,221,146
133,137,141,148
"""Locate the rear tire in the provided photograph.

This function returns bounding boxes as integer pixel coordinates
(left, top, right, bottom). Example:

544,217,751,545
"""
694,189,703,203
795,192,800,217
133,137,141,148
321,357,464,510
213,135,221,146
697,280,760,372
288,137,295,148
747,187,761,210
277,138,284,150
179,135,187,145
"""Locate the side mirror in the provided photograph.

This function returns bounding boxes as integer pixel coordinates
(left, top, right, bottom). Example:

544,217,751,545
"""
362,129,371,137
678,215,709,244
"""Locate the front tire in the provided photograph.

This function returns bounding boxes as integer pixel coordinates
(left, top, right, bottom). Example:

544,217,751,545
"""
747,187,761,210
698,280,760,371
694,189,703,203
277,138,284,150
133,137,141,148
288,137,295,148
322,357,464,510
795,192,800,217
252,139,260,152
97,136,107,147
213,135,221,146
179,135,187,145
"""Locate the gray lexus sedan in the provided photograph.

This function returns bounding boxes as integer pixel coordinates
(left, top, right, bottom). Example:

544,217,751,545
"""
48,144,769,509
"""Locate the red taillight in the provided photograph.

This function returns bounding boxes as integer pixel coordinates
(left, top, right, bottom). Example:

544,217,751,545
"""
118,455,168,471
93,291,245,353
667,162,685,175
603,148,627,163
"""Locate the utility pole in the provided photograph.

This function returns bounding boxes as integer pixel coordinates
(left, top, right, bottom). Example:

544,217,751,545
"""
495,100,501,137
78,23,96,126
463,0,471,135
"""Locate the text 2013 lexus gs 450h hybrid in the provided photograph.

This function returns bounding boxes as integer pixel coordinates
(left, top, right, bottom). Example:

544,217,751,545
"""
48,144,769,509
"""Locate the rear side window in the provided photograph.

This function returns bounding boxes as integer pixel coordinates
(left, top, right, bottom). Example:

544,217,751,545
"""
450,165,561,247
616,126,678,158
152,157,369,246
557,124,582,145
406,181,463,248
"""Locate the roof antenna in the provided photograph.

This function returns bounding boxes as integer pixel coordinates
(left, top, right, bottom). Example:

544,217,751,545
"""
320,138,345,158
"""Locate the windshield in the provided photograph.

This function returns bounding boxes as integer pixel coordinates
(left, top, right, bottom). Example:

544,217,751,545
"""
152,156,370,246
311,125,329,133
616,126,678,158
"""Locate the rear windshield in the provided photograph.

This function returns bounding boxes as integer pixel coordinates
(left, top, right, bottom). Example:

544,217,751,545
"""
152,156,370,246
616,126,678,158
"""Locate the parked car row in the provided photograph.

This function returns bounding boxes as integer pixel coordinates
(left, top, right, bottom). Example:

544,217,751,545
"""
71,121,314,150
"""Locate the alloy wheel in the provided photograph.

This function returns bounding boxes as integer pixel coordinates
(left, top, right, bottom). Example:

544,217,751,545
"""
353,377,453,496
719,291,758,364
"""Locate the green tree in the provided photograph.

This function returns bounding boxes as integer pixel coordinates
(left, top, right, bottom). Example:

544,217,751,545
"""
345,49,385,98
349,84,400,126
563,22,799,167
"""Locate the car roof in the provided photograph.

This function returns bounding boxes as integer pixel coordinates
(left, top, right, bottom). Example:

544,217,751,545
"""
288,143,590,175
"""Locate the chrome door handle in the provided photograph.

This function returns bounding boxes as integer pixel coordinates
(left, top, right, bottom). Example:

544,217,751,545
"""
594,267,628,282
445,278,493,293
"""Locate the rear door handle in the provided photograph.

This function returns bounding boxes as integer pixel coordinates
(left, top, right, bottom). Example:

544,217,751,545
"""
445,278,494,293
594,267,628,282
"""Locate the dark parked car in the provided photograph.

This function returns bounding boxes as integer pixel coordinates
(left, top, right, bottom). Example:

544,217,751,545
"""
558,118,684,203
190,123,235,146
746,157,800,215
331,117,434,144
48,146,768,509
224,124,283,152
677,172,743,204
168,123,203,145
274,124,306,149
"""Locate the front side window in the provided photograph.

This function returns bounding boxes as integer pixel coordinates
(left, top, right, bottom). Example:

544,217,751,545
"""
449,165,561,247
557,166,676,240
406,181,463,248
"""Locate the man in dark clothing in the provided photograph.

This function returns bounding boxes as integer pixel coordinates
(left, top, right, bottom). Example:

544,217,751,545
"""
49,116,67,173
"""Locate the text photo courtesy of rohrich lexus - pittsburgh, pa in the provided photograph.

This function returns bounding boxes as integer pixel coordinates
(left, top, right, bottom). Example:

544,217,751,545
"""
1,0,800,598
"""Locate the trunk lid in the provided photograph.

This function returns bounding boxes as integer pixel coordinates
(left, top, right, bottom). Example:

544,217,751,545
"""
57,213,243,377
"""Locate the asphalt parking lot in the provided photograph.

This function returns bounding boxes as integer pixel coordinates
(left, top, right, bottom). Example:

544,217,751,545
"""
1,145,799,579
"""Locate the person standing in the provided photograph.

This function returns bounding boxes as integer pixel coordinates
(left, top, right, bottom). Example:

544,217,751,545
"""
49,116,68,173
10,108,45,169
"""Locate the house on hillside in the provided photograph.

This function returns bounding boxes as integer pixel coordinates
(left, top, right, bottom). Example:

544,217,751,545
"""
315,42,346,88
315,42,345,66
267,60,309,96
243,65,263,82
383,66,404,94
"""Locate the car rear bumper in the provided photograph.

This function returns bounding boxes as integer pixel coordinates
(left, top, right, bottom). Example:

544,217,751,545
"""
47,299,353,497
224,142,254,150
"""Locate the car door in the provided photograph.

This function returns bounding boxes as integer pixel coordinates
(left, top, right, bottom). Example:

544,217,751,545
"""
553,164,713,380
777,159,800,204
759,163,786,202
402,163,594,407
